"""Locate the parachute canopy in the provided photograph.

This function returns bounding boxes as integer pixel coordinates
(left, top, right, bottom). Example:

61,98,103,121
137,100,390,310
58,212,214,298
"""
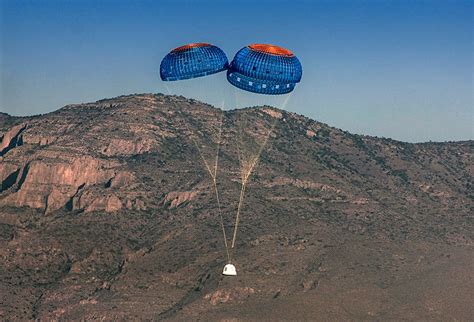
227,44,302,95
160,43,228,81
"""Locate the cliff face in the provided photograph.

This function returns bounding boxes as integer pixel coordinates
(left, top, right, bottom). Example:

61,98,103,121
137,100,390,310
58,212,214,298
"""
0,94,472,320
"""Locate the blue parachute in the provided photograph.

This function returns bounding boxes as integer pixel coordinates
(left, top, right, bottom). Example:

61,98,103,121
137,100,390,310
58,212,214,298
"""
227,44,302,95
160,43,228,81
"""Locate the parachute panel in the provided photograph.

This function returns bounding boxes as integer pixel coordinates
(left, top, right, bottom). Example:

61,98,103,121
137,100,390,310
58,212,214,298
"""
160,43,228,81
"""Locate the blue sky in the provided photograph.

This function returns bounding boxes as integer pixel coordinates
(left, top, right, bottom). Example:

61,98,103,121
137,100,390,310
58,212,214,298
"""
1,0,472,142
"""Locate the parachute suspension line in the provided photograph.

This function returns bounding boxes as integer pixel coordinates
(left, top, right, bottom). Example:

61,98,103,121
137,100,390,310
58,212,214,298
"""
280,92,292,110
164,85,230,262
230,113,279,249
213,98,232,263
215,99,226,180
231,179,247,248
209,115,231,262
230,92,293,250
230,112,249,250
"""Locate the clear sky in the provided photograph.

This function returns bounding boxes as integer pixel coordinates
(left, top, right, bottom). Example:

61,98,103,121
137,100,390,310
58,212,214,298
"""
1,0,472,142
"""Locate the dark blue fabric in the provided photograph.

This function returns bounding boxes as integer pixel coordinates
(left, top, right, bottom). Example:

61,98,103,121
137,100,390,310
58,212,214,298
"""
227,46,302,95
160,45,228,81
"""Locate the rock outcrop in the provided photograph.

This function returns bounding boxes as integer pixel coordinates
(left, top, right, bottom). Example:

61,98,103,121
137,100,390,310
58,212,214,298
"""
204,287,255,305
0,123,26,156
0,156,119,213
163,191,198,209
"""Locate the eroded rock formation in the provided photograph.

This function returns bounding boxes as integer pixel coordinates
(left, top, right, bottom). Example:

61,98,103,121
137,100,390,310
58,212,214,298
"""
0,123,26,156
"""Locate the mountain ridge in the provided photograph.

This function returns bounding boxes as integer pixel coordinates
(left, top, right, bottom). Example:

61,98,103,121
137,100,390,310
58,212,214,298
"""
0,93,472,320
2,93,471,144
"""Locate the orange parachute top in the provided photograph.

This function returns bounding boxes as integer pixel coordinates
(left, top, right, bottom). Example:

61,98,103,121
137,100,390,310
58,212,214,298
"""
248,44,294,57
172,43,211,52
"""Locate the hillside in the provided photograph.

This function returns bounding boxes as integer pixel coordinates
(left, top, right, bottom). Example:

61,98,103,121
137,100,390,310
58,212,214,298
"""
0,94,472,320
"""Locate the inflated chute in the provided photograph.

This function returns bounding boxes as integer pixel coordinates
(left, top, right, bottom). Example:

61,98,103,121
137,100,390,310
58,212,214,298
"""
160,43,228,81
227,44,302,95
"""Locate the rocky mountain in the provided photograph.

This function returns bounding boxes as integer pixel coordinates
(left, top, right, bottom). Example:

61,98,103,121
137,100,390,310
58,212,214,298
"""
0,94,472,320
